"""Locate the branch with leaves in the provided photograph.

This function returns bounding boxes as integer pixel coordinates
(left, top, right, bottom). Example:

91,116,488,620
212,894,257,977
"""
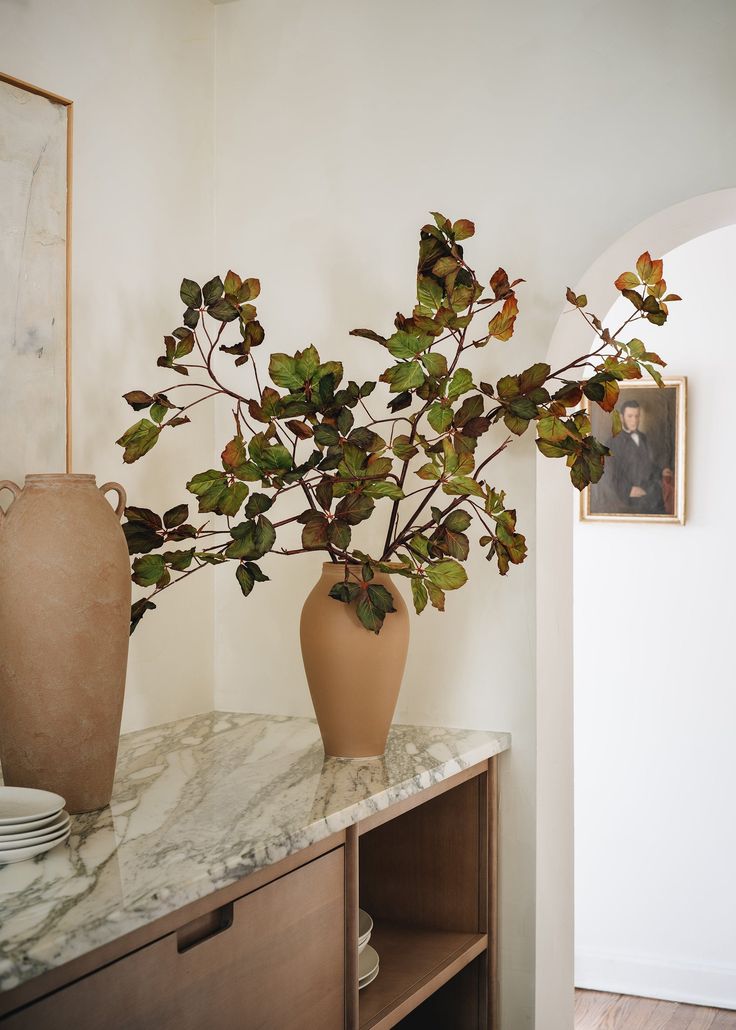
117,215,679,633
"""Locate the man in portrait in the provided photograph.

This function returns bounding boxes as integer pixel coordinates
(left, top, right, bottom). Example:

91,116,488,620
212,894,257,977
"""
607,399,669,515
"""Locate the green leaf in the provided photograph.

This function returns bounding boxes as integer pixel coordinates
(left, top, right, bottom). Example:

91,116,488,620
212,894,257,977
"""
163,504,189,530
504,413,531,436
428,402,453,434
132,554,166,587
335,492,374,525
508,396,539,420
363,481,405,500
123,514,163,555
208,298,239,322
329,580,361,604
235,563,255,597
314,423,341,447
447,368,474,401
452,219,475,241
234,560,268,598
180,278,202,308
328,520,351,550
219,481,249,518
249,434,293,476
519,363,551,394
537,416,569,443
269,353,303,391
393,435,419,461
244,493,273,518
337,407,354,436
186,470,229,513
432,256,458,277
301,514,329,549
195,551,228,565
454,394,484,427
296,344,321,382
536,438,570,459
615,271,640,291
130,599,156,634
385,331,431,359
348,428,386,452
356,584,396,634
425,559,468,590
227,516,277,559
380,361,426,393
416,460,441,481
411,577,428,614
203,276,224,306
442,477,484,497
150,402,169,425
445,509,471,532
162,548,195,571
338,443,368,480
417,276,443,312
421,351,448,377
408,533,431,560
116,419,161,464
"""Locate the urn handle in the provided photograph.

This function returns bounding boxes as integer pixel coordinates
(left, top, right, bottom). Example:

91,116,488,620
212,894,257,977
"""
99,482,127,520
0,481,22,524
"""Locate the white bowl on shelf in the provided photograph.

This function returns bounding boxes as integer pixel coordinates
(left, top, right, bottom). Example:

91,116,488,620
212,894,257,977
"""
358,907,373,953
358,943,379,987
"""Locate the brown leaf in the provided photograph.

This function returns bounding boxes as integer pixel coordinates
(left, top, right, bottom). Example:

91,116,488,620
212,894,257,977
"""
487,296,519,342
490,268,512,299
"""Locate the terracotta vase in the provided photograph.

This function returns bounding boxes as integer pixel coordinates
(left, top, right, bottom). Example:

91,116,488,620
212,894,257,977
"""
300,563,410,759
0,474,131,813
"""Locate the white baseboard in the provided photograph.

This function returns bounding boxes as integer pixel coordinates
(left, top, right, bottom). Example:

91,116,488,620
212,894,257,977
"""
575,948,736,1010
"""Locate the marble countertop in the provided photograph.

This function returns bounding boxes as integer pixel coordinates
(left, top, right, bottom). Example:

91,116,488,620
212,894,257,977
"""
0,711,510,995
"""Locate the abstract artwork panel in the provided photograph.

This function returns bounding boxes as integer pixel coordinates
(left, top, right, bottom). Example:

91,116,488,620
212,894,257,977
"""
0,76,69,482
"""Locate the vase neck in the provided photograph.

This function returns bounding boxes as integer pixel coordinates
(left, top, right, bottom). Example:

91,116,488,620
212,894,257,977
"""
25,474,96,487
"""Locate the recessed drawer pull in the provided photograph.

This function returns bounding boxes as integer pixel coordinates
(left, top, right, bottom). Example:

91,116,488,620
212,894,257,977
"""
177,902,234,953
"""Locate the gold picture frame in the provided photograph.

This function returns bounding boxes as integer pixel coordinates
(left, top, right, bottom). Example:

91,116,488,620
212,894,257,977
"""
580,376,687,524
0,72,73,473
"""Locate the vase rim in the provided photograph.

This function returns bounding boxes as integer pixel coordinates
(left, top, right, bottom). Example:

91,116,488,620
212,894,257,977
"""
25,473,96,483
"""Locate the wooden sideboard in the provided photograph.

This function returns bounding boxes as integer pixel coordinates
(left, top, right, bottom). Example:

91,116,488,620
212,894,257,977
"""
0,756,499,1030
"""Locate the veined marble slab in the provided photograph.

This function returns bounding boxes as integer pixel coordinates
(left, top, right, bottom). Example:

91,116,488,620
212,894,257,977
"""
0,711,510,994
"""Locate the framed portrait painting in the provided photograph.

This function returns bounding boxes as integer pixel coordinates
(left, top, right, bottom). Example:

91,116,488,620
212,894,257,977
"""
580,376,686,524
0,72,72,479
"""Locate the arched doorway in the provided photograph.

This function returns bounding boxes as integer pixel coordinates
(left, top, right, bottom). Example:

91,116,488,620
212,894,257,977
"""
535,188,736,1029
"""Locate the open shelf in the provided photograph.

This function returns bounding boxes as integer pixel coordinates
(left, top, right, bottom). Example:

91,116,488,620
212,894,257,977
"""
359,923,487,1030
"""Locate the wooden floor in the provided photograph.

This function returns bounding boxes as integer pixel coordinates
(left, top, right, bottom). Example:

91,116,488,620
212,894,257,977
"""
576,990,736,1029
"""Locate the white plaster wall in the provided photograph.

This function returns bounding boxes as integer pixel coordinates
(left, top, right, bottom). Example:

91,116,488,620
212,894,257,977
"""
211,3,736,1027
574,225,736,1008
0,0,216,731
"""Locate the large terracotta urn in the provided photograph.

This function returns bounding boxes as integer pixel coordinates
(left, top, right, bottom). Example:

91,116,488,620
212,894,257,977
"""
300,563,409,759
0,474,131,813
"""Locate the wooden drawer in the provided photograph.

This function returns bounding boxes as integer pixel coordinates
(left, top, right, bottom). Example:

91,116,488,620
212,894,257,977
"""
4,848,345,1030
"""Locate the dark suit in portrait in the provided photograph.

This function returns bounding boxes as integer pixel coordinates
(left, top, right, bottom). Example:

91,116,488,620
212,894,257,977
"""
607,428,665,514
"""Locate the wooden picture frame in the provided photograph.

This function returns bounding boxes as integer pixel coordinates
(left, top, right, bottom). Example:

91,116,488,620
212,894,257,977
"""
0,72,73,473
580,376,687,524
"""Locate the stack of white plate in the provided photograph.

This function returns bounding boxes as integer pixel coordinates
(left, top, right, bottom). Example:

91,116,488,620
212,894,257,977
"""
0,787,70,866
358,908,379,990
